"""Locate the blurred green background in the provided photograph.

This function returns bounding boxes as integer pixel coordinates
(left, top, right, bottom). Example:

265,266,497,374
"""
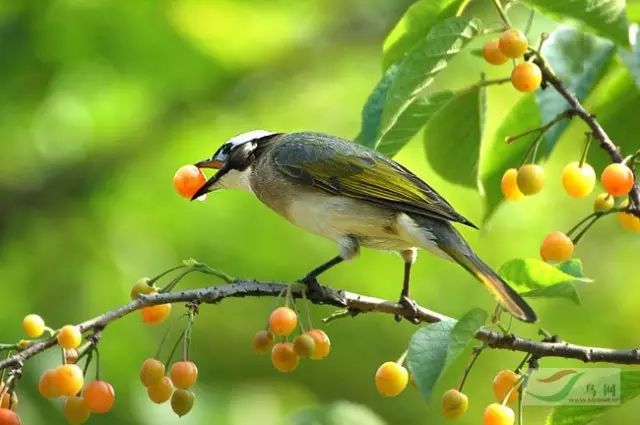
1,1,639,424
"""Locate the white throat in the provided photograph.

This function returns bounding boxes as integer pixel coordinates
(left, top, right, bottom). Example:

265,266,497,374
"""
214,166,254,193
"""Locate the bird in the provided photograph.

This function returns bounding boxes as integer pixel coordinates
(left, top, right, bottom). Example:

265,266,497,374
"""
191,130,536,323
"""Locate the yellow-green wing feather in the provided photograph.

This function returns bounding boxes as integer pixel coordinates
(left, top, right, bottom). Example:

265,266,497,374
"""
273,132,476,227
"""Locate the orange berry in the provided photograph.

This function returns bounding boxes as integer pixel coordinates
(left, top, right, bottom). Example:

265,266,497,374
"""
57,325,82,349
173,165,207,199
55,364,85,397
499,28,528,58
0,409,21,425
140,358,166,387
252,330,274,354
511,62,542,92
484,403,515,425
493,370,521,405
130,278,155,300
83,380,115,414
562,161,596,198
483,40,509,65
268,307,298,337
601,163,634,196
540,231,574,262
22,314,45,338
618,200,640,232
441,389,469,420
594,193,614,212
141,302,172,325
147,376,173,404
63,396,89,425
38,369,61,399
170,361,198,389
501,168,524,201
375,361,409,397
271,343,300,373
306,329,331,360
293,334,316,358
517,164,545,195
171,389,195,417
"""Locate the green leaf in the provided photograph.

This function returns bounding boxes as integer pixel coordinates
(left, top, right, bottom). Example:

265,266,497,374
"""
620,26,640,88
546,371,640,425
424,86,486,188
407,319,457,399
498,258,591,304
521,0,630,47
382,0,466,70
292,401,387,425
479,95,541,221
536,28,615,156
374,90,455,157
356,65,399,149
444,308,487,369
380,17,480,143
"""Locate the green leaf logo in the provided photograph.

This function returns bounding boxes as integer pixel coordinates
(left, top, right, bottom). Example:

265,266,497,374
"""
528,370,585,403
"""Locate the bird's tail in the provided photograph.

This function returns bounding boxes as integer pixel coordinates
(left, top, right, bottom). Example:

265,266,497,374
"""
445,247,537,323
410,215,537,323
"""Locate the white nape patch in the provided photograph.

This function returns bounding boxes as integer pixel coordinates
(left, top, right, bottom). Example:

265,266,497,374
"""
396,213,451,260
227,130,274,147
213,167,254,193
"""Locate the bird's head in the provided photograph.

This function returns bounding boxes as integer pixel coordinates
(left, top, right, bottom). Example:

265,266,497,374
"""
191,130,278,200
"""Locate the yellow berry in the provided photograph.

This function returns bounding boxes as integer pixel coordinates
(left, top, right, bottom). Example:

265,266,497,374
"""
594,193,614,212
517,164,545,195
484,403,515,425
618,200,640,232
147,376,173,404
306,329,331,360
22,314,45,338
561,161,595,198
441,389,468,420
271,343,300,373
63,396,90,425
55,364,84,397
140,358,166,387
57,325,82,349
375,361,409,397
268,307,298,337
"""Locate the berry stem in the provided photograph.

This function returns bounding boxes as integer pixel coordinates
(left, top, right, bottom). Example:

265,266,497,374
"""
524,9,535,36
396,350,408,366
155,314,188,361
165,329,186,370
579,133,592,168
94,347,101,380
159,269,197,293
458,343,486,392
491,0,512,27
149,264,187,285
566,207,625,243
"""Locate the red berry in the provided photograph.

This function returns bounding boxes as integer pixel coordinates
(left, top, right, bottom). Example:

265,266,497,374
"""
173,165,207,199
511,62,542,93
483,40,509,65
601,163,634,196
268,307,298,337
0,408,21,425
170,361,198,389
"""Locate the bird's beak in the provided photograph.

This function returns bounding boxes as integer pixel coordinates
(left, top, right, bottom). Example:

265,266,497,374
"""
190,159,227,201
195,159,224,169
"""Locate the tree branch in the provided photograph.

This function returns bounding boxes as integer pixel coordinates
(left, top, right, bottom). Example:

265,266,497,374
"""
2,279,639,371
533,56,640,218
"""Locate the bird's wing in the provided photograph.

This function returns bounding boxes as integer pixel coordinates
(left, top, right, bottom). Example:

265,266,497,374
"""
272,133,476,227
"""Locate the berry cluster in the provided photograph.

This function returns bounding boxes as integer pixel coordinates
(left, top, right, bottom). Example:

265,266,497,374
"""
483,28,541,93
437,369,521,424
253,302,331,372
139,358,197,417
502,152,637,262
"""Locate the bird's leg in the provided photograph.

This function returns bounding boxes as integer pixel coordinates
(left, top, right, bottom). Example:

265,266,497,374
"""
396,249,420,322
299,236,358,301
300,256,344,289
